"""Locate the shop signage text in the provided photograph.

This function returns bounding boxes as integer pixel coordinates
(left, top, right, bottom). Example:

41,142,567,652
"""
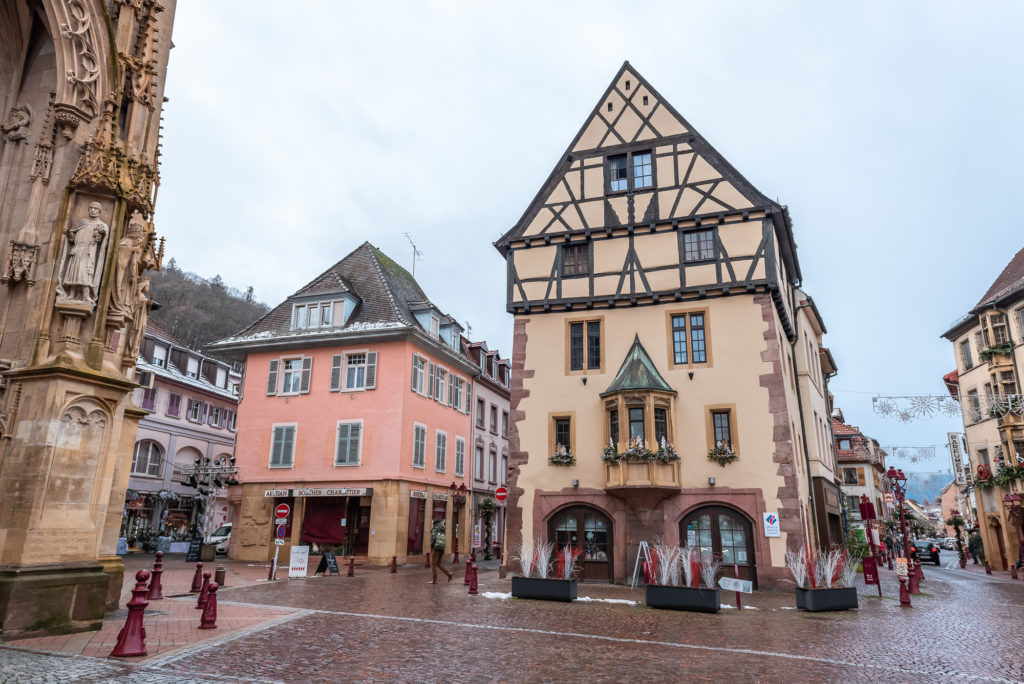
292,487,373,498
410,490,427,499
264,489,290,498
432,493,448,501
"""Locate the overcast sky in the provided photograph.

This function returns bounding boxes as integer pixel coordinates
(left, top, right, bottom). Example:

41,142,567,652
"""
157,1,1024,476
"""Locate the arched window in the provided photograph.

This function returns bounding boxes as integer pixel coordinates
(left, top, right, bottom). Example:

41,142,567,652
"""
548,506,613,583
681,506,757,588
132,440,163,477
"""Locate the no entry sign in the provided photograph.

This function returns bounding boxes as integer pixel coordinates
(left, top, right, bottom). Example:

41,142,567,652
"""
275,503,291,519
494,486,508,502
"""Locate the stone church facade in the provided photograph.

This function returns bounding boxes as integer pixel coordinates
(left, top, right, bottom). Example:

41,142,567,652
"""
0,0,176,634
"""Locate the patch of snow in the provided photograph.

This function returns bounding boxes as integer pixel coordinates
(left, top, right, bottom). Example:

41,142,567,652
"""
720,603,735,609
742,605,759,610
780,606,796,610
481,592,512,600
576,596,638,605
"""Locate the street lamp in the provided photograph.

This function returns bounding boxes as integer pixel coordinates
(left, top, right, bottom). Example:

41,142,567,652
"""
886,466,912,607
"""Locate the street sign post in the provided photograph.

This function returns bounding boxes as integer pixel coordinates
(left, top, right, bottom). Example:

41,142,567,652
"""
862,556,879,586
494,486,508,502
276,524,287,539
718,576,753,593
274,539,285,546
896,557,909,577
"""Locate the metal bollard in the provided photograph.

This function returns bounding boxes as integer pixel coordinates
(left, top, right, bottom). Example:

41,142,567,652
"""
110,570,150,657
347,556,355,577
390,556,397,573
464,555,471,585
190,562,204,593
468,563,479,595
214,564,226,588
146,551,164,600
196,571,211,609
199,582,219,629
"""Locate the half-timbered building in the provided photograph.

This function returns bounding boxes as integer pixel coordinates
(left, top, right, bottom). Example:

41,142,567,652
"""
496,63,841,588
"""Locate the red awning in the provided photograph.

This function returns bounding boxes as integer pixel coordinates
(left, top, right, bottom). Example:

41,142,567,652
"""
942,370,959,400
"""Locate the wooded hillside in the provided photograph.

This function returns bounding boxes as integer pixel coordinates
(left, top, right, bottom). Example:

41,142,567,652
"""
147,258,270,353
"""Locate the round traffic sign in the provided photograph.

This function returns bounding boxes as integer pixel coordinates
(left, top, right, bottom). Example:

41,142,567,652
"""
276,524,287,539
275,503,291,519
494,486,508,502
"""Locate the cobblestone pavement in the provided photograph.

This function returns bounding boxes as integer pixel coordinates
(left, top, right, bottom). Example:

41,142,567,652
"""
3,551,1024,683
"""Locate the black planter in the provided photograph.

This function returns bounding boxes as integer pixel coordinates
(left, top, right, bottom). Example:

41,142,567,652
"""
795,586,858,612
510,576,578,602
645,585,720,613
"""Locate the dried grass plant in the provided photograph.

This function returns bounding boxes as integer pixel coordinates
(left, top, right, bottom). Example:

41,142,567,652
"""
559,544,582,580
699,552,722,589
785,547,808,589
515,540,536,578
652,541,681,586
679,545,696,588
535,542,555,579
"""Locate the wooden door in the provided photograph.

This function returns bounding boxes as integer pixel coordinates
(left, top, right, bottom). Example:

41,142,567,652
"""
681,506,757,589
549,506,613,583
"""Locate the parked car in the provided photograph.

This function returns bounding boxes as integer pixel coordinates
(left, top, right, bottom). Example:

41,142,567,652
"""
943,538,957,550
913,539,941,565
205,523,231,555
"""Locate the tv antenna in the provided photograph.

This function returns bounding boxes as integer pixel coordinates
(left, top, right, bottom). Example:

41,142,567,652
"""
403,233,424,277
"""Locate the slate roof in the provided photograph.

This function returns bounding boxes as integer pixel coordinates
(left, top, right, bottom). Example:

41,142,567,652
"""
976,246,1024,309
601,335,675,396
220,242,443,342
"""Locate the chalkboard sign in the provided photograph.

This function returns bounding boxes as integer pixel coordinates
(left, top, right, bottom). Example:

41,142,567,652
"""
314,552,340,576
185,539,202,562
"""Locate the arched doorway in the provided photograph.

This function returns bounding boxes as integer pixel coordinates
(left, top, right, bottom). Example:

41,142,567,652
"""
548,506,613,583
681,506,757,589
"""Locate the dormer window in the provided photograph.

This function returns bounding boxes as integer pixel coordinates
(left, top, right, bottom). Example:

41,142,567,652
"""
430,315,439,338
152,344,167,368
186,356,199,378
290,296,356,331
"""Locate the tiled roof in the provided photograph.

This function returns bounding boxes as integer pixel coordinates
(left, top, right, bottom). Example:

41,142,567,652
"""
601,335,675,396
223,242,442,341
976,246,1024,308
145,319,187,348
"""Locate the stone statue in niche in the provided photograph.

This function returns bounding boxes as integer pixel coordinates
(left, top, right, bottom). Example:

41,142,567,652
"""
1,104,31,144
109,212,146,319
56,202,109,306
124,276,151,361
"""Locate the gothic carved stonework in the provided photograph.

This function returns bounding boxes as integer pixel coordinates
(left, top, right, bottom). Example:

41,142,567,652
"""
1,241,40,286
31,93,57,182
1,104,32,144
61,401,108,428
108,211,147,319
0,381,22,440
57,0,101,122
71,108,160,210
55,201,109,307
123,276,151,363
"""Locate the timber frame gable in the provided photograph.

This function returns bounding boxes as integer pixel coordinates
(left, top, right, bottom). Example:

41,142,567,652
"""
495,62,802,338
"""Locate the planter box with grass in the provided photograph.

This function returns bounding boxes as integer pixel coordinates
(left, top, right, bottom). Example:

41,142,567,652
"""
510,576,578,602
645,585,720,613
795,586,858,612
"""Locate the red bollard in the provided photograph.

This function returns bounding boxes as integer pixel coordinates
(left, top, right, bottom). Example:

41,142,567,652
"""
916,563,925,580
908,566,920,594
887,555,894,571
190,562,204,593
469,549,476,563
196,571,211,609
898,576,911,607
985,561,993,575
468,563,479,595
110,570,150,657
424,552,431,568
147,551,164,600
390,556,397,573
464,555,472,585
1011,565,1018,580
347,556,355,577
199,581,219,629
454,547,459,565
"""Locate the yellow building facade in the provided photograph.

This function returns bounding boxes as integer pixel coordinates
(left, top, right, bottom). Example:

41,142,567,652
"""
495,64,840,588
943,247,1024,570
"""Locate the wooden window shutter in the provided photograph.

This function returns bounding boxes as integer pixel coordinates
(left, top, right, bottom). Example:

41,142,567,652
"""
410,355,417,391
365,351,377,389
465,381,472,414
448,373,455,407
857,468,865,486
300,357,313,394
428,363,435,397
330,355,343,391
283,427,295,465
141,337,155,362
266,360,279,395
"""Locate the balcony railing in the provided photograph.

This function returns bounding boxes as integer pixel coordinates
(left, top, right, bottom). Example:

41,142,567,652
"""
964,394,1024,426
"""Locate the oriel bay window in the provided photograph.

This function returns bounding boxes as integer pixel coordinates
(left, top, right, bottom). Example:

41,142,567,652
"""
603,395,675,452
568,318,603,372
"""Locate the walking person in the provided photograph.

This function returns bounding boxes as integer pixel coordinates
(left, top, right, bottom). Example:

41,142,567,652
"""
429,519,453,584
968,536,978,564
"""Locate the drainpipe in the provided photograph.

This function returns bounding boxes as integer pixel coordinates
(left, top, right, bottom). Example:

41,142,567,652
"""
791,301,820,549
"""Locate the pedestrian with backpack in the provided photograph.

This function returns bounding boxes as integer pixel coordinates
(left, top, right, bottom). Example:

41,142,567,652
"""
429,519,453,584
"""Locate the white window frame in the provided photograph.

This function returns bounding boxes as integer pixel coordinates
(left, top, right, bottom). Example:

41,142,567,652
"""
434,367,447,404
153,344,167,368
411,355,426,394
186,399,203,423
412,423,427,468
489,447,498,484
430,315,439,338
435,430,447,472
455,437,465,477
453,377,464,411
131,440,163,477
344,351,368,391
280,358,304,395
501,453,507,486
186,356,199,378
475,444,485,481
270,423,297,468
334,420,363,466
208,406,223,427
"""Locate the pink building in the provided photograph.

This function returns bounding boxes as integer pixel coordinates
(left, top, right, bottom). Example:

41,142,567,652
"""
211,243,479,564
